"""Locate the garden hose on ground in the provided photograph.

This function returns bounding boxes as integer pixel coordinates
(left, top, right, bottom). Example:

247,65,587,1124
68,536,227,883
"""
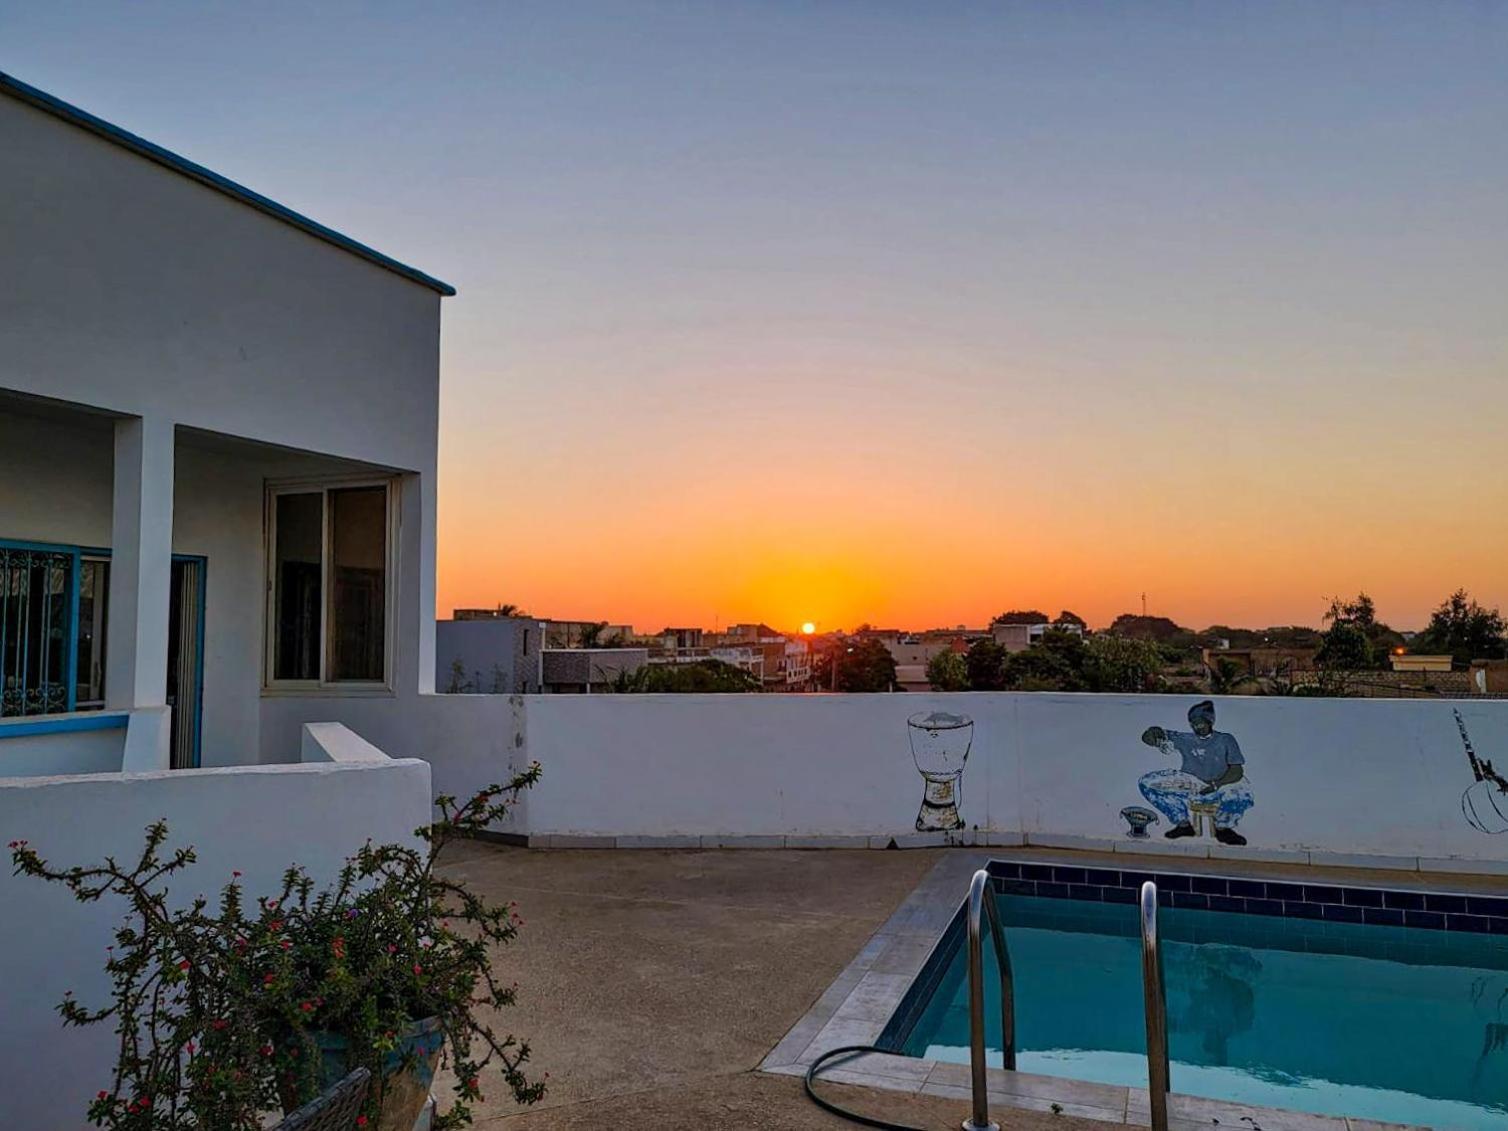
803,1044,933,1131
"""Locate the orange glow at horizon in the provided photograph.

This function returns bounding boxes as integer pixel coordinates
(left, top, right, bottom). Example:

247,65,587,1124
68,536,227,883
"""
436,377,1508,636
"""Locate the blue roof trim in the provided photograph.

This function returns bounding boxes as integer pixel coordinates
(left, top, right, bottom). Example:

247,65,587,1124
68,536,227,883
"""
0,70,456,297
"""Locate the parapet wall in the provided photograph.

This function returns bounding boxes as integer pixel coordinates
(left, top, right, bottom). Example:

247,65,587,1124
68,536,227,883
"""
519,692,1508,871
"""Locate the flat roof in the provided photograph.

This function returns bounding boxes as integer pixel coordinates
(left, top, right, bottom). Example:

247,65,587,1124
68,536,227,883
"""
0,70,456,296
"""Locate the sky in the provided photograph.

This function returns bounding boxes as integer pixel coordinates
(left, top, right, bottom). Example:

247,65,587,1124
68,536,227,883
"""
5,2,1507,633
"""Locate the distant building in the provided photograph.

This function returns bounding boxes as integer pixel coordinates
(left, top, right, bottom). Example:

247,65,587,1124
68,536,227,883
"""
1390,654,1453,673
437,616,545,693
1202,646,1317,678
1471,659,1508,694
652,644,764,681
541,648,649,693
709,623,814,690
543,620,635,648
992,622,1082,653
658,626,704,650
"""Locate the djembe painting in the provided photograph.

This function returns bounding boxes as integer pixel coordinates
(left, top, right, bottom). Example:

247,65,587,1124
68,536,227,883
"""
907,710,974,831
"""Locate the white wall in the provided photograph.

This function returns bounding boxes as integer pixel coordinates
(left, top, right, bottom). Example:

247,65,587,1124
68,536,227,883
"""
515,693,1508,866
0,94,440,473
0,756,432,1129
0,719,126,776
260,695,534,836
262,691,1508,869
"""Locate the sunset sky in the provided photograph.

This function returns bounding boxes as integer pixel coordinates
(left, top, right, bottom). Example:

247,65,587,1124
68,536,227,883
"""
8,3,1507,632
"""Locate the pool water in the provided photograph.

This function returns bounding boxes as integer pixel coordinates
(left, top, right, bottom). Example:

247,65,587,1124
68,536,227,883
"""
899,894,1508,1129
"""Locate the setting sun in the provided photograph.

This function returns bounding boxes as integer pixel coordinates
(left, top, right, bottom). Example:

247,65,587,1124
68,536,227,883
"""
801,622,816,636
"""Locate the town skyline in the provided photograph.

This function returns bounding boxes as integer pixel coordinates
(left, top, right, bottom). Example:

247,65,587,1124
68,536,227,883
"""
451,592,1468,640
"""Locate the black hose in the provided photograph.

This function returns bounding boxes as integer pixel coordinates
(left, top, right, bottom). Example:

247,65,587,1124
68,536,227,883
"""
802,1044,933,1131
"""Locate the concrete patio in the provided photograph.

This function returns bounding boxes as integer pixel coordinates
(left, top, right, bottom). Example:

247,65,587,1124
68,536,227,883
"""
434,843,1108,1130
432,842,1492,1129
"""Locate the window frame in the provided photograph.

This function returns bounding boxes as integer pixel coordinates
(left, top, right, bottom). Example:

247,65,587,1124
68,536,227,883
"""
262,476,400,695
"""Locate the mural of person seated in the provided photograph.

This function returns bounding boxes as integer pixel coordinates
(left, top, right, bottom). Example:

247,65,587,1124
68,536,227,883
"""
1138,699,1253,846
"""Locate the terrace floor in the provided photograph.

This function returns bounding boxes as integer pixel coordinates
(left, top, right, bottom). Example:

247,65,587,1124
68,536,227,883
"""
434,843,1488,1129
434,843,1107,1129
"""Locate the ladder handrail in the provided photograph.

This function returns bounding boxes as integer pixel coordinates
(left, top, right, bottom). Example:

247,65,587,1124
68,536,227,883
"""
963,867,1015,1131
1140,881,1171,1131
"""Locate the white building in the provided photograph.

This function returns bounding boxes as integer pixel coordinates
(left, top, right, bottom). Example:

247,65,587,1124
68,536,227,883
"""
0,71,445,1125
1,71,446,771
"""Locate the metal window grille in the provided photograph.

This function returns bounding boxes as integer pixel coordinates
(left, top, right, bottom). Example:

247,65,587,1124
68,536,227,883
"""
0,547,73,717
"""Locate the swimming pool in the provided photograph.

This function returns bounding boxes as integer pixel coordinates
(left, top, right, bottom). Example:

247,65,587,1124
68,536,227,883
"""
885,864,1508,1130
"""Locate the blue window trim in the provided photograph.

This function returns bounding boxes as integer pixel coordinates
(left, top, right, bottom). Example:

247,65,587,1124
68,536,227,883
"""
0,712,128,739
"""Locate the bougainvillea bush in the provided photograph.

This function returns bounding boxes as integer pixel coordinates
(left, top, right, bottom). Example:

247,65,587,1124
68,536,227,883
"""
10,762,545,1130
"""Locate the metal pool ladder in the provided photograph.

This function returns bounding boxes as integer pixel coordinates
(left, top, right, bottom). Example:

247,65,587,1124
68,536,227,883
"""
962,868,1015,1131
1140,880,1171,1131
962,871,1171,1131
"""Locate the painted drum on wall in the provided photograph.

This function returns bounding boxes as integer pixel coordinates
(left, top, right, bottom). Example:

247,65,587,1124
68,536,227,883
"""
908,710,973,831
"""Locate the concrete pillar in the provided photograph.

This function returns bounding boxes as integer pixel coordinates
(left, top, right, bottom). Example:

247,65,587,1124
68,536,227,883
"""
106,415,174,712
398,470,437,695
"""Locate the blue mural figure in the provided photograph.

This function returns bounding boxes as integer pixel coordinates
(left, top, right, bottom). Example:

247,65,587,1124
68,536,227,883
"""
1138,700,1253,846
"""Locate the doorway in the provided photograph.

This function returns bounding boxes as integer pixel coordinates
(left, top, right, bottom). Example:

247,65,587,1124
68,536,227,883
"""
166,556,205,769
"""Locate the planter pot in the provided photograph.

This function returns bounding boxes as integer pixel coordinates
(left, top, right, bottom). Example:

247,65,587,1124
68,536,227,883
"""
315,1016,444,1131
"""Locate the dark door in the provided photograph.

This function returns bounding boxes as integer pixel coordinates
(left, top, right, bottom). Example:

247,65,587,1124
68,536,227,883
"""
165,558,204,769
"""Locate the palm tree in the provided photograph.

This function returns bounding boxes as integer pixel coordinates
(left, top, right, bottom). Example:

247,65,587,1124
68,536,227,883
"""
1208,658,1255,695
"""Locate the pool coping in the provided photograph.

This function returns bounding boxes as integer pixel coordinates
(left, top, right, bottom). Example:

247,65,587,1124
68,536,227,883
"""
760,846,1439,1131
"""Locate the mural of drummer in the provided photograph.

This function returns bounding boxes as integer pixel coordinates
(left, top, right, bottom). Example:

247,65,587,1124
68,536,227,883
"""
1139,700,1253,846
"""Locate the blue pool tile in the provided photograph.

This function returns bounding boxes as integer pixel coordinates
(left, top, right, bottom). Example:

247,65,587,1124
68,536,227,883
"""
1363,907,1405,927
1323,903,1365,923
1191,876,1229,896
1151,872,1190,892
1053,867,1088,885
1170,891,1209,910
1265,881,1305,901
1305,884,1344,904
1343,888,1385,908
1101,885,1137,904
1405,910,1446,930
1448,914,1492,933
1228,879,1267,899
1084,868,1121,886
1035,881,1070,899
1489,917,1508,935
1020,863,1055,881
1283,900,1324,919
1207,894,1245,914
1425,893,1468,914
999,879,1036,897
1466,895,1508,918
1066,884,1103,902
1245,898,1283,917
1383,890,1425,911
991,862,1021,879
